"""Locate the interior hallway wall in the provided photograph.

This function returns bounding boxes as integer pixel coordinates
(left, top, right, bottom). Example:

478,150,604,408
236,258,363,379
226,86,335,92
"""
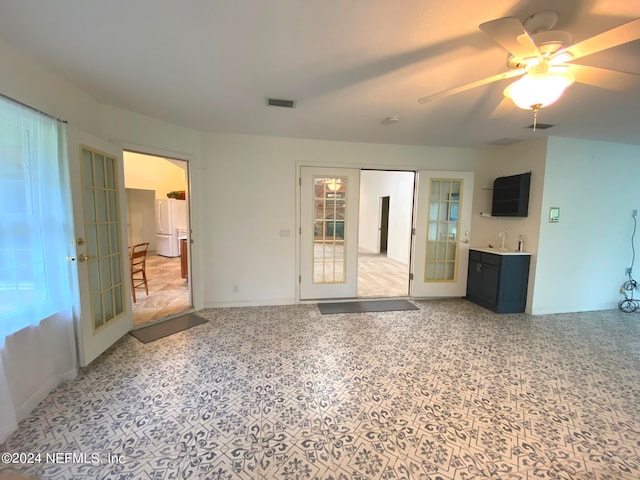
359,170,414,264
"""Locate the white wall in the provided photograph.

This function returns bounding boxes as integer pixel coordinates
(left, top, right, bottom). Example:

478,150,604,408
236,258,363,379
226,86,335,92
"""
532,137,640,314
359,170,415,264
201,132,481,307
0,36,101,136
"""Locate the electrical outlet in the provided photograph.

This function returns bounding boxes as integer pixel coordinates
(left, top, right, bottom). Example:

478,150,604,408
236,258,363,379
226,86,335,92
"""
233,285,239,293
633,209,638,217
626,267,632,275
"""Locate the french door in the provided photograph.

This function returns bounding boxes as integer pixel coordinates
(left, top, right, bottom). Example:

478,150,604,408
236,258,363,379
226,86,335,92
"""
67,127,133,366
300,167,360,299
411,170,474,297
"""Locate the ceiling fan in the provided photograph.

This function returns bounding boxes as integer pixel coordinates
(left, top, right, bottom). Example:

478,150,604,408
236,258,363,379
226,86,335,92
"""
418,11,640,123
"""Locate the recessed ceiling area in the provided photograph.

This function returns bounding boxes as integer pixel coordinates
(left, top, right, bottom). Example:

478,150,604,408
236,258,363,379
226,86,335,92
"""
0,0,638,148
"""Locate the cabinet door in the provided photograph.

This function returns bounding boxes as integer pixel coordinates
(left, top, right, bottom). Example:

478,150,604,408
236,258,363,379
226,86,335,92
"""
467,257,499,308
480,263,499,305
467,260,483,297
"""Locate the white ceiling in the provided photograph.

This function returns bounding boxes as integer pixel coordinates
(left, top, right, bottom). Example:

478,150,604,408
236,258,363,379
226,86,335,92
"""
0,0,639,148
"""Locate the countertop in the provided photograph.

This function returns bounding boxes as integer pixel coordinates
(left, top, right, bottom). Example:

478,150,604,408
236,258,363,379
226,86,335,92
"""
470,247,532,256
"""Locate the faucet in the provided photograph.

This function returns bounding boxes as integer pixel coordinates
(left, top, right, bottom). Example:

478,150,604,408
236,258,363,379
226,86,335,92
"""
498,230,508,250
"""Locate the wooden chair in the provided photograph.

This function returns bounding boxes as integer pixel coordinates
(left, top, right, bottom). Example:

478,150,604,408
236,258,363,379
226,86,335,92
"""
130,242,150,303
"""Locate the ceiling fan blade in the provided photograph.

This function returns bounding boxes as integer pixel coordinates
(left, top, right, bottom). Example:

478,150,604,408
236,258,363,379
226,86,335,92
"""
418,69,524,104
562,17,640,61
569,64,640,91
479,17,541,60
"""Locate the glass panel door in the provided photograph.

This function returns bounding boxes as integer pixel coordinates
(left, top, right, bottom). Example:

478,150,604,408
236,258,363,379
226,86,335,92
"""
67,126,132,367
81,147,125,331
412,170,474,298
300,167,360,299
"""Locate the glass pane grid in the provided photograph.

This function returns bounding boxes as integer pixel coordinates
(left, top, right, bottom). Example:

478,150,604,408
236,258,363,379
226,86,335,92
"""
81,147,125,331
425,179,462,283
312,177,347,284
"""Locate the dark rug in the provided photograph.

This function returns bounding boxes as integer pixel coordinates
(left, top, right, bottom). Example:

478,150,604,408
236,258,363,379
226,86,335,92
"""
130,313,207,343
318,299,419,314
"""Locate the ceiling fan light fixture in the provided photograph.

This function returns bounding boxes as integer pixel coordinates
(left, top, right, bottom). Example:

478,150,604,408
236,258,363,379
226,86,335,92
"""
504,69,575,109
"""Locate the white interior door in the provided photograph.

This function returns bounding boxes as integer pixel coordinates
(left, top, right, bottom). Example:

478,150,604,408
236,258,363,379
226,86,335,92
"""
411,170,474,298
300,167,360,299
67,127,133,366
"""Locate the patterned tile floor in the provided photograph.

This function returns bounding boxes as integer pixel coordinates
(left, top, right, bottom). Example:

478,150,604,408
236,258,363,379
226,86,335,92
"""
1,299,640,479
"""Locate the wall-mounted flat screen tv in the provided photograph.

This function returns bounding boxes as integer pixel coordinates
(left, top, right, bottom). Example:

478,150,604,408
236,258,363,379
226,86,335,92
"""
491,172,531,217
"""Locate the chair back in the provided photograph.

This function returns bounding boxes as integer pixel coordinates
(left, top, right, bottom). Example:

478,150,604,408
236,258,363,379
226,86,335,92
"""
130,242,149,269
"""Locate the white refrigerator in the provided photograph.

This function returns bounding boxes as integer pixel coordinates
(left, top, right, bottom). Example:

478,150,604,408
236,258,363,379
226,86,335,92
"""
155,198,187,257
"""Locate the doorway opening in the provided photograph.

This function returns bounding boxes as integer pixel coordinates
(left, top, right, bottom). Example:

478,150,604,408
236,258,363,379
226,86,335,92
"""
380,196,390,254
357,170,415,298
123,151,193,326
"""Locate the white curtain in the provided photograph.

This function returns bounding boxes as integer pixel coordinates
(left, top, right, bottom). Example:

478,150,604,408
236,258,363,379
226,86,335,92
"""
0,97,77,444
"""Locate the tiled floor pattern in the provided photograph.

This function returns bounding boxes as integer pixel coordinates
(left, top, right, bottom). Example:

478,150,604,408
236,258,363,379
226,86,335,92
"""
132,253,191,326
2,300,639,479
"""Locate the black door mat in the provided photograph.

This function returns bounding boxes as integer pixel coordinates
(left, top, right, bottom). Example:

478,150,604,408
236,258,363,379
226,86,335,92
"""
318,299,419,314
130,313,207,343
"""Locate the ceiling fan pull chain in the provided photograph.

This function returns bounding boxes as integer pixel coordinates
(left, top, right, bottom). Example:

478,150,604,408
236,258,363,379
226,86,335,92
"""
533,111,537,131
531,104,542,131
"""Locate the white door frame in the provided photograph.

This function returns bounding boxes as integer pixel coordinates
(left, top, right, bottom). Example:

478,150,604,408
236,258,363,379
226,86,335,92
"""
121,148,197,314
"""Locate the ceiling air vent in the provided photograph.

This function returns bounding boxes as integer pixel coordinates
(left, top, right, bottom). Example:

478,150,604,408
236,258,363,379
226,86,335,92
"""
489,138,522,146
267,98,296,108
526,122,555,130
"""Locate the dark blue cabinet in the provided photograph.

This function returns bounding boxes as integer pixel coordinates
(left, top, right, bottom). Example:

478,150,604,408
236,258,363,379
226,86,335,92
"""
466,249,530,313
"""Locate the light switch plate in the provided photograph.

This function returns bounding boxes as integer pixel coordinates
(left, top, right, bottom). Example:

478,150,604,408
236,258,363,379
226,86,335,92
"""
549,207,560,223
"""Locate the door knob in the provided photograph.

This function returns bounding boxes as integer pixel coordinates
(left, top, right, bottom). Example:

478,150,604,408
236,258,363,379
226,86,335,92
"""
78,254,95,262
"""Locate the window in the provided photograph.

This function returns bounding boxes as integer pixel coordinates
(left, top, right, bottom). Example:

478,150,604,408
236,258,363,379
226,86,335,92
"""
0,97,71,338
